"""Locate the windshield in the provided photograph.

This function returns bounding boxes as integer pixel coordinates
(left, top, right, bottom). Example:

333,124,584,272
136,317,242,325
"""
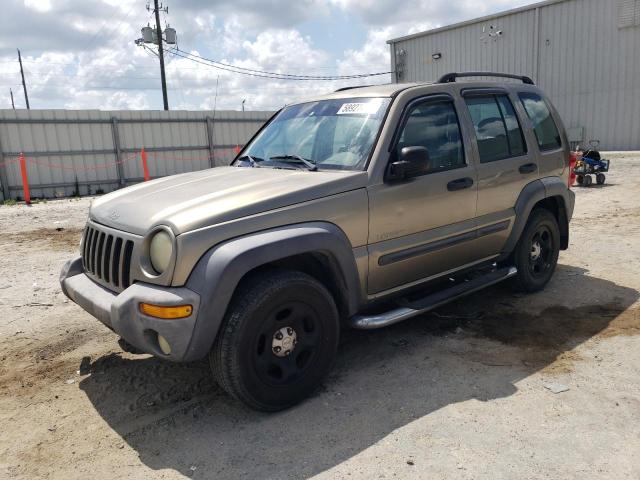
239,97,391,171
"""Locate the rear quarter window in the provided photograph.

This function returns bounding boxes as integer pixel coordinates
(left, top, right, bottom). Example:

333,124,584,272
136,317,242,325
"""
519,93,562,151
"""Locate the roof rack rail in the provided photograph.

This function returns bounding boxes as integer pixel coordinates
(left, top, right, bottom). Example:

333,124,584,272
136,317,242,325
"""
437,72,535,85
334,85,373,92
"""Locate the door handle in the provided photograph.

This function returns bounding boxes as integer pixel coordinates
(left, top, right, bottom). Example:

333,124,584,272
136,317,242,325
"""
447,177,474,191
519,163,537,174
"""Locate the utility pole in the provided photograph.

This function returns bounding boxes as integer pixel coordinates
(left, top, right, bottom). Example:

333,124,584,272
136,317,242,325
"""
153,0,169,110
136,3,175,109
17,49,30,110
10,89,15,109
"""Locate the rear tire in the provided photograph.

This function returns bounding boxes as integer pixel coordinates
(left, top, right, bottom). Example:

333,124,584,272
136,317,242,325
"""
596,173,606,185
583,175,593,187
511,209,560,293
210,269,340,411
576,175,584,185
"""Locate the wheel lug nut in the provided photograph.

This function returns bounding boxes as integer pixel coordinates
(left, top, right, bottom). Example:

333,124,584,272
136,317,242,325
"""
287,328,293,335
274,346,281,352
275,332,283,340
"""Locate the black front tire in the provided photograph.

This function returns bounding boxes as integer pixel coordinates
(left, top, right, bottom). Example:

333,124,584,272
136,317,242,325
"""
596,173,606,185
210,269,340,411
511,209,561,293
583,175,593,187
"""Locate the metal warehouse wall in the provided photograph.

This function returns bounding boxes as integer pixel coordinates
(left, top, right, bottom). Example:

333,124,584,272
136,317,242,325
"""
389,0,640,150
0,109,273,201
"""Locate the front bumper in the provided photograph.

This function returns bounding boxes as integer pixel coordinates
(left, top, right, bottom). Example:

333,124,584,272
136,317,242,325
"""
60,257,201,362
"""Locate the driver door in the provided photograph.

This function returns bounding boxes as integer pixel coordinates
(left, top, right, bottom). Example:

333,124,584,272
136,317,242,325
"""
367,95,478,295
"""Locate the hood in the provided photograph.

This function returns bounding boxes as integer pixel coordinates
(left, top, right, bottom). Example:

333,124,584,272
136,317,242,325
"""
90,166,367,235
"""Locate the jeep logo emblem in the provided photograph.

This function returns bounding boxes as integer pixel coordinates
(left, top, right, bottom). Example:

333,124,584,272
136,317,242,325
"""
108,210,120,221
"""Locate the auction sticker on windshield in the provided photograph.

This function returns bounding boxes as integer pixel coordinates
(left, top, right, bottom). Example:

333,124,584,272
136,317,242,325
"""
337,101,382,115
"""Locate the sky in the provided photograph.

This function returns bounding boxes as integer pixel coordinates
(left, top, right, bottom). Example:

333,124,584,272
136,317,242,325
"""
0,0,534,112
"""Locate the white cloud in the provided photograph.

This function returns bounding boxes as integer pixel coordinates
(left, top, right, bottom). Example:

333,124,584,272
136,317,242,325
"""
24,0,52,13
0,0,539,111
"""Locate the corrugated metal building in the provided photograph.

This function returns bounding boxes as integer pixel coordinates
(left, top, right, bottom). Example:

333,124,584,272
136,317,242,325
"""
388,0,640,150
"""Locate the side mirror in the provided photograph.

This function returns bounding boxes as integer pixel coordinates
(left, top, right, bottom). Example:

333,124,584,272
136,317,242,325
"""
387,146,431,181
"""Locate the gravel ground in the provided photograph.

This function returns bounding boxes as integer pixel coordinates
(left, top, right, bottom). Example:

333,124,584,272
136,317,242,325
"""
1,154,639,480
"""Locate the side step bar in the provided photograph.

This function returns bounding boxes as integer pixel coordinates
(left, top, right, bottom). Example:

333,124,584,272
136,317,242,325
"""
349,266,517,330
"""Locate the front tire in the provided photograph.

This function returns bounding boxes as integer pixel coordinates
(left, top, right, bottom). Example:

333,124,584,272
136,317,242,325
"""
511,209,561,293
210,269,340,411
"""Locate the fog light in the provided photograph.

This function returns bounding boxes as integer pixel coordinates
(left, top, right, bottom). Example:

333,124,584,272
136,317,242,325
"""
140,303,192,319
157,334,172,355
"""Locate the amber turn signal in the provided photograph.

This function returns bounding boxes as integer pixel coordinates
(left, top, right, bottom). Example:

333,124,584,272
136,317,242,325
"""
139,303,193,319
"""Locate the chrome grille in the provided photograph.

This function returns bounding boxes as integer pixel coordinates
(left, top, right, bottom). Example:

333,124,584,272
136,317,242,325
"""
82,223,135,291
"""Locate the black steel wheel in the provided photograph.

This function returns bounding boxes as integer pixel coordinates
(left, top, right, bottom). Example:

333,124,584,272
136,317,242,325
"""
252,300,323,387
596,173,606,185
210,269,339,411
527,225,554,278
511,209,560,293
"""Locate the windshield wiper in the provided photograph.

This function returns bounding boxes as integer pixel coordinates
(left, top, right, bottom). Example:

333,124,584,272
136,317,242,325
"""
269,154,318,171
236,155,263,167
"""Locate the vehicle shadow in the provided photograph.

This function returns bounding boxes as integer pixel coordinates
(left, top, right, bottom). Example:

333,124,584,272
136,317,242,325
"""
79,265,638,479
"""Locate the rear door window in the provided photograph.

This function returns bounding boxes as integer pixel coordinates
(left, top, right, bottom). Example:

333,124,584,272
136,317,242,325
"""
519,92,562,151
496,96,527,157
465,95,527,163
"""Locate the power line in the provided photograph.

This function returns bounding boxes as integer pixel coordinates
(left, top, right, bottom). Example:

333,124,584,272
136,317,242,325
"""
0,78,354,91
166,47,393,81
0,81,184,91
0,58,385,72
84,3,137,51
169,46,394,80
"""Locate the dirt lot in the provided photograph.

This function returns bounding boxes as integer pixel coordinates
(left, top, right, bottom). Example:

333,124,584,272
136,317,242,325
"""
1,154,639,480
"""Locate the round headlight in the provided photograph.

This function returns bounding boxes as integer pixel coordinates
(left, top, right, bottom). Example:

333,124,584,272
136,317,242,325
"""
149,230,173,274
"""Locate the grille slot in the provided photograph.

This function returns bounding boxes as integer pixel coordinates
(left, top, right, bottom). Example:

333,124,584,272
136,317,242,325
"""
111,237,123,287
89,229,99,273
96,232,105,278
82,226,91,271
82,224,136,292
103,235,113,283
122,240,134,288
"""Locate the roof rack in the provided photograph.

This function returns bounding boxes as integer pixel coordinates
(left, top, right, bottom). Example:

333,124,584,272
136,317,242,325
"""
334,85,373,92
437,72,535,85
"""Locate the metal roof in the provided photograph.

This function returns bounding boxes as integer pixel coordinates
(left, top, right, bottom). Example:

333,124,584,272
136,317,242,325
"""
387,0,571,44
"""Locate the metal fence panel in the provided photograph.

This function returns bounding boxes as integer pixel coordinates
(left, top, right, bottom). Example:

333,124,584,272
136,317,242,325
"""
0,109,272,200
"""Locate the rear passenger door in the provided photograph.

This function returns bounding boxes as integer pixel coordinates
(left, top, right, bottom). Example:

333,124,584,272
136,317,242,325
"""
461,90,535,258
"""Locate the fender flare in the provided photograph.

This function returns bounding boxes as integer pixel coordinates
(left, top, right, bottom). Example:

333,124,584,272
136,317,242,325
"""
500,177,575,259
182,221,362,361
